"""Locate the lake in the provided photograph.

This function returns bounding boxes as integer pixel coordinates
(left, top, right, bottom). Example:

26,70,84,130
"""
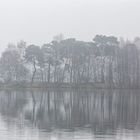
0,89,140,140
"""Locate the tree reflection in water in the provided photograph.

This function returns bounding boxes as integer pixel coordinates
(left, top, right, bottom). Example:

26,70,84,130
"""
0,89,139,137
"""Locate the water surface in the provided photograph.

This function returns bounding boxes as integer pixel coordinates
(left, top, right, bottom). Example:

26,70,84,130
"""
0,89,140,140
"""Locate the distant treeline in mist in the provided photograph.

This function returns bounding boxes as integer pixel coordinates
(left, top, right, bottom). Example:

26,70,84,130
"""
1,35,140,88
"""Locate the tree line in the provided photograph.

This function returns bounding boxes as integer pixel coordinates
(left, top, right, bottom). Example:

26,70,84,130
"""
1,35,140,88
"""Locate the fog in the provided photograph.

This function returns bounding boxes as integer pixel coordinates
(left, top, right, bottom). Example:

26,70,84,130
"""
0,0,140,52
0,1,140,140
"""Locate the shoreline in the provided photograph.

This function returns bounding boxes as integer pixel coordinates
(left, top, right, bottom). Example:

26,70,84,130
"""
0,82,140,90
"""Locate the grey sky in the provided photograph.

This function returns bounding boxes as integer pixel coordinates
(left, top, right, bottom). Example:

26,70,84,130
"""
0,0,140,52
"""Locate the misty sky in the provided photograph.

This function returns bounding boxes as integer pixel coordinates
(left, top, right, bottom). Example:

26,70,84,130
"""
0,0,140,52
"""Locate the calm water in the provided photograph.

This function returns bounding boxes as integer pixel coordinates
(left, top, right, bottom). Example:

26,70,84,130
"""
0,89,140,140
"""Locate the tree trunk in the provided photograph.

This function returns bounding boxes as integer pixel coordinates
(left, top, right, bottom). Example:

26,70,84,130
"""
47,62,51,83
31,61,36,86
